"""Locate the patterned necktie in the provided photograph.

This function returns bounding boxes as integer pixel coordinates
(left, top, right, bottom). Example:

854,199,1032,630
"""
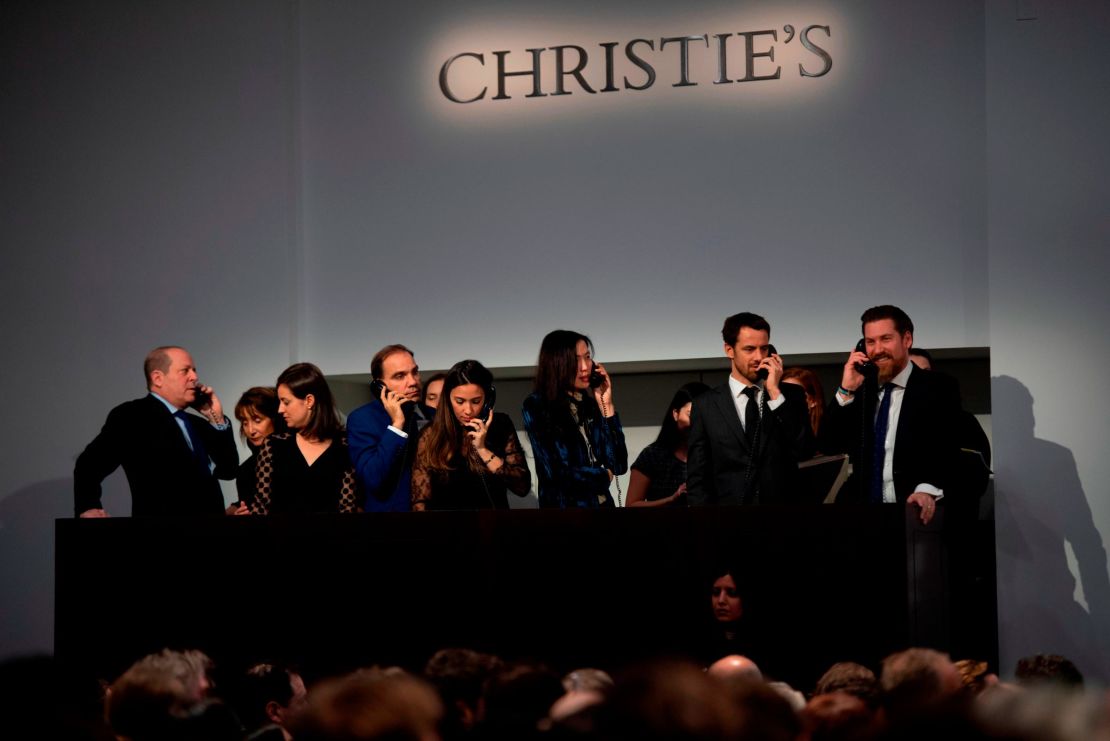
742,386,759,445
870,383,894,503
174,410,210,473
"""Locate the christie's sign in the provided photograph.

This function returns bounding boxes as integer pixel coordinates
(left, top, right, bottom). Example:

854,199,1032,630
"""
439,25,833,103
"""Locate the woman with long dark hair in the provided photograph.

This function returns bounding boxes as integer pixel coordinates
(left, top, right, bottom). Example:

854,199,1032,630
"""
249,363,358,514
521,330,627,508
625,381,710,507
411,360,530,510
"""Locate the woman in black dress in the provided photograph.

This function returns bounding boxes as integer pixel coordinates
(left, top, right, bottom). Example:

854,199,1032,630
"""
250,363,358,514
411,360,530,510
625,381,709,507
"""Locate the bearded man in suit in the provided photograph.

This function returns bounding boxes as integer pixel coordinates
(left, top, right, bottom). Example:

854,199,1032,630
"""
819,305,962,524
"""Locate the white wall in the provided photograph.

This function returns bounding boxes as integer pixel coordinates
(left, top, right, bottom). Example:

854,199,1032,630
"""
986,0,1110,682
0,1,299,655
297,0,987,372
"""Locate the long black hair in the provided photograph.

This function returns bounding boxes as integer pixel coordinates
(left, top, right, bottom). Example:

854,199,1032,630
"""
655,381,710,451
533,329,592,402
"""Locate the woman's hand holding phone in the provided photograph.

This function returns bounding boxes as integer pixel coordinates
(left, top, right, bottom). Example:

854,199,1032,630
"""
465,408,494,451
591,362,615,416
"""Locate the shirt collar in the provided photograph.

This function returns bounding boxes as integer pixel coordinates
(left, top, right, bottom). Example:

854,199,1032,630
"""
890,359,914,389
728,374,755,398
150,391,184,413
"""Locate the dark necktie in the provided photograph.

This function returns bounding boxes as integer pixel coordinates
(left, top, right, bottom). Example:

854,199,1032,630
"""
742,386,759,445
174,410,210,474
870,383,894,503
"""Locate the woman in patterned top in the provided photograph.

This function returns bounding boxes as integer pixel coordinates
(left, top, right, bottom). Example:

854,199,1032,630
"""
412,360,530,510
521,330,627,508
626,382,710,507
229,386,288,514
249,363,358,514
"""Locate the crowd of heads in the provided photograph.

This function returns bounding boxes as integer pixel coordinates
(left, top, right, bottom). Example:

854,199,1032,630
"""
9,645,1103,741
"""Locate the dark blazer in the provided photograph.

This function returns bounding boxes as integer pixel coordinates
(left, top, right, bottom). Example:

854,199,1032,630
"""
347,399,434,512
74,394,238,516
686,381,813,505
819,364,962,503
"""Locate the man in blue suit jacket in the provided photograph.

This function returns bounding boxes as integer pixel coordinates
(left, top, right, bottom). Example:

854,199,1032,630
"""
74,346,238,517
347,344,434,512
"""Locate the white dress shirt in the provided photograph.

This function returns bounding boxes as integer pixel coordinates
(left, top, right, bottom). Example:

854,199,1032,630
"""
727,375,785,433
835,362,943,503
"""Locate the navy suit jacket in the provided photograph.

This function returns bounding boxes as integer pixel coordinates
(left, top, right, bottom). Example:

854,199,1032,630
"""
686,381,813,506
347,399,433,512
74,394,238,516
819,365,962,504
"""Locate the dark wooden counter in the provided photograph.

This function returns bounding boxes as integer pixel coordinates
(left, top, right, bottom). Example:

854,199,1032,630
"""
56,504,986,687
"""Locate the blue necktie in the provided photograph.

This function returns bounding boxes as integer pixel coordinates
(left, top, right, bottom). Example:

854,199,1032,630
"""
174,410,210,474
870,383,894,503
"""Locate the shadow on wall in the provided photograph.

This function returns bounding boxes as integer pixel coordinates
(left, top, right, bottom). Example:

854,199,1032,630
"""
0,474,129,659
992,375,1110,683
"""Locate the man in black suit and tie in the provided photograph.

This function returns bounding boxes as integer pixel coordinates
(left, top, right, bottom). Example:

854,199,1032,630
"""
74,346,239,517
818,305,962,524
687,312,813,505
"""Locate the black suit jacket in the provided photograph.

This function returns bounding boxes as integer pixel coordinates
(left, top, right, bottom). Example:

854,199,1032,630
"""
819,365,962,504
74,394,239,516
687,381,813,505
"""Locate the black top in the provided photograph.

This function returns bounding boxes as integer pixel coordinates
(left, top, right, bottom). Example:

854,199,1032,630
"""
251,434,358,514
631,441,687,504
411,412,531,510
236,452,257,504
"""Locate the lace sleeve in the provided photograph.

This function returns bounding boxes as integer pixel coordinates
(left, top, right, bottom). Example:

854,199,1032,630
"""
251,438,274,515
498,425,532,497
338,466,359,513
411,436,433,512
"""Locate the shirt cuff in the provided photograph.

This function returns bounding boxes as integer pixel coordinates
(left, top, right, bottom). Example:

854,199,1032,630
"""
211,416,230,430
836,390,855,407
914,483,944,501
766,394,785,412
388,425,409,439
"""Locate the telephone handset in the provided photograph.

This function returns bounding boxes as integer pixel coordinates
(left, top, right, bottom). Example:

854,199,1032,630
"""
190,383,213,409
479,384,497,421
588,363,604,389
755,344,779,382
854,338,876,376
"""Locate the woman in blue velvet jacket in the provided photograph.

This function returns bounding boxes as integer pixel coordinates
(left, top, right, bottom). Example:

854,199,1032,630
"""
521,330,628,508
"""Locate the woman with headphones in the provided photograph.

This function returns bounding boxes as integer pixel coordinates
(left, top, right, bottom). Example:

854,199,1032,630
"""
411,359,531,510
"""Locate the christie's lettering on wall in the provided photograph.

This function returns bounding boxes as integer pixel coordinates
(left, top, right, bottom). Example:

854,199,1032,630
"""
439,25,833,104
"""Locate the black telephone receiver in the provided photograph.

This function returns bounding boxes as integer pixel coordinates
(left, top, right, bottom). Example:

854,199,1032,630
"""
588,363,604,389
854,338,876,375
191,383,212,408
755,344,779,382
479,384,497,420
369,379,386,399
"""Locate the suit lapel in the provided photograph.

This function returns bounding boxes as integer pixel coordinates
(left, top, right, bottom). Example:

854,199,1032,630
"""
146,394,197,466
712,385,750,452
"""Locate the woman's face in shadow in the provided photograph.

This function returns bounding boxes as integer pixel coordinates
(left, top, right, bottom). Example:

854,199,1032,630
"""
672,402,693,432
711,574,743,623
238,408,276,449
